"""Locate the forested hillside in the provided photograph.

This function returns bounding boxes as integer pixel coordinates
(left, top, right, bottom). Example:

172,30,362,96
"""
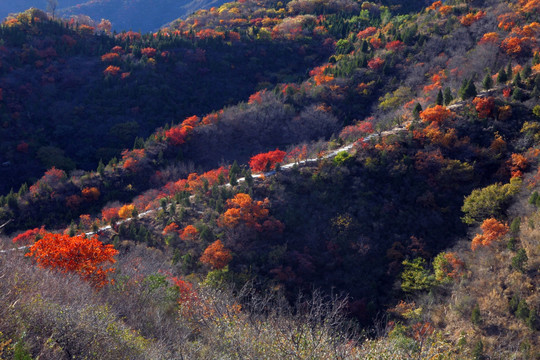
0,0,539,358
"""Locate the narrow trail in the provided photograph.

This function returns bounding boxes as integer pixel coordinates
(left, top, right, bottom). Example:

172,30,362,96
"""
0,122,409,253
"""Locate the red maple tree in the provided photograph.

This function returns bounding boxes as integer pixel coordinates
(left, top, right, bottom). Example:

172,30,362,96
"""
26,233,119,288
249,149,286,172
367,57,384,70
200,240,232,269
473,97,495,119
471,218,509,251
419,105,454,124
165,126,191,146
180,225,199,241
12,226,46,244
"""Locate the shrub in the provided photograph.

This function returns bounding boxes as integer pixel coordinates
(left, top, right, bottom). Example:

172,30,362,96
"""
333,151,353,166
516,300,530,320
472,340,484,360
533,105,540,118
461,179,521,224
401,258,434,292
511,249,528,273
510,217,521,234
471,303,481,325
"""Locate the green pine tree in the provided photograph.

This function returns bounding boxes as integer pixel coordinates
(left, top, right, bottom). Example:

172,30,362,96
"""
531,85,540,99
506,61,513,79
511,249,528,273
512,72,522,87
482,72,493,90
436,89,443,105
412,102,422,119
527,309,538,330
443,87,453,105
461,79,477,100
521,64,532,79
511,87,524,101
361,40,369,53
229,161,240,186
516,300,530,320
244,169,254,188
472,340,484,360
497,67,508,84
534,52,540,65
97,159,105,175
471,303,481,325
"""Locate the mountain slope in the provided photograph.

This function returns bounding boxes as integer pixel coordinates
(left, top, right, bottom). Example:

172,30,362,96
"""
0,0,539,358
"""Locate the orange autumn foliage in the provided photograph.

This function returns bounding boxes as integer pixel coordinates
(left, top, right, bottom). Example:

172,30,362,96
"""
501,37,527,55
460,11,485,26
490,133,507,154
200,240,232,270
79,214,92,229
473,97,495,119
169,276,198,315
219,193,270,231
103,65,121,76
140,47,157,58
367,57,384,70
498,13,518,31
471,218,509,251
118,204,135,219
101,52,120,62
202,113,219,125
286,145,308,163
369,37,382,49
385,40,404,51
356,26,377,39
26,233,118,288
249,149,286,172
181,115,200,128
411,322,435,342
479,32,499,45
419,105,454,124
513,22,540,37
438,5,452,15
509,153,528,178
196,29,225,40
121,149,145,171
12,226,45,244
29,167,66,197
165,126,191,146
427,1,442,10
160,167,229,197
180,225,199,241
163,222,180,235
436,252,465,280
82,187,100,201
518,0,540,13
248,90,265,104
102,207,120,223
309,65,334,86
111,45,124,54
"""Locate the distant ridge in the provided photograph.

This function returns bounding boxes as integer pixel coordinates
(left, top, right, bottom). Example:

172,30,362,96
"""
0,0,228,32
